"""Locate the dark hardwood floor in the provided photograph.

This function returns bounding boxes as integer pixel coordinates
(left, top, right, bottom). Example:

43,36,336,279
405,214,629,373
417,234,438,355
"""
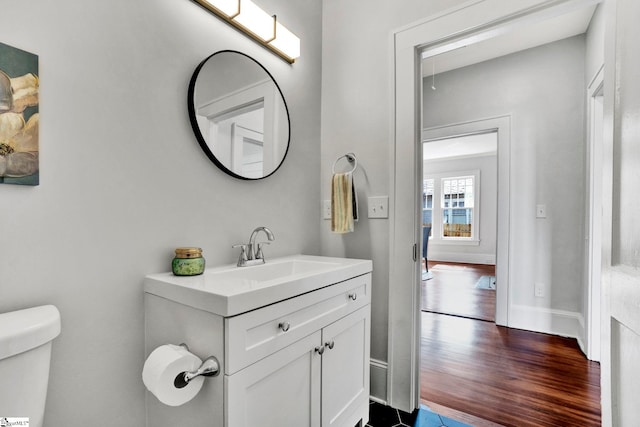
420,300,601,426
421,262,496,322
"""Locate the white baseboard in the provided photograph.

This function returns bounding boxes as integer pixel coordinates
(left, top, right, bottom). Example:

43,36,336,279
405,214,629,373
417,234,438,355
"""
575,313,587,356
429,252,496,265
509,304,586,347
369,358,388,404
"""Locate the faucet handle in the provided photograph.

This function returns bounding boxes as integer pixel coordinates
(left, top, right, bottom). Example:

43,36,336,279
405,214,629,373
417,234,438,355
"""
232,244,248,266
255,241,271,261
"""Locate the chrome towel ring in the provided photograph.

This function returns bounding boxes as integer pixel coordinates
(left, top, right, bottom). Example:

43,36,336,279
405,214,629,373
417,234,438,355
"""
332,153,357,174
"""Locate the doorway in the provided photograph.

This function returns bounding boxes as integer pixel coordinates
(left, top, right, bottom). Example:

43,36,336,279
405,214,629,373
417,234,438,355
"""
387,0,602,413
421,132,498,322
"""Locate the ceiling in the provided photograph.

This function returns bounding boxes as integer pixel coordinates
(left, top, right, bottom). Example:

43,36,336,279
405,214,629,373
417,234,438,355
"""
423,132,497,161
421,2,599,160
421,3,598,77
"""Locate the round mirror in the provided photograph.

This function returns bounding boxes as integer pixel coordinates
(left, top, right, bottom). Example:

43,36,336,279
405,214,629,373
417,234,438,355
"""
188,50,290,180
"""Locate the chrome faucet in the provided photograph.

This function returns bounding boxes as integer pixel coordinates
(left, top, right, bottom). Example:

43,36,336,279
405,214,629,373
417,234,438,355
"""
248,226,275,261
233,226,275,267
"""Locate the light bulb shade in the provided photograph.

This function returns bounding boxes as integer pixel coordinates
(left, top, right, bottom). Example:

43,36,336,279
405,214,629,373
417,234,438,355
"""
200,0,239,17
233,0,275,42
192,0,300,63
269,22,300,60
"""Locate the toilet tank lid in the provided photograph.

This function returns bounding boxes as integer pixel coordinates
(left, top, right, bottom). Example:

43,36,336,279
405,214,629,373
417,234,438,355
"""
0,305,61,361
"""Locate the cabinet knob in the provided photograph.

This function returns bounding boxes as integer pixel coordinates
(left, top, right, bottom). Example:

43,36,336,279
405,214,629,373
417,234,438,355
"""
348,293,358,301
325,340,335,350
278,321,291,332
315,345,325,355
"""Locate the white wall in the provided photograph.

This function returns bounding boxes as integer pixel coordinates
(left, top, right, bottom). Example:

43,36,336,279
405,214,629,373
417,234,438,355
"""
424,154,498,265
599,0,640,424
0,0,322,424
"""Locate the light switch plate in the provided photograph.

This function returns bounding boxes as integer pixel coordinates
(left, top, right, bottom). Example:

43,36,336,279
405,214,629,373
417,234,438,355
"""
536,204,547,218
368,196,389,218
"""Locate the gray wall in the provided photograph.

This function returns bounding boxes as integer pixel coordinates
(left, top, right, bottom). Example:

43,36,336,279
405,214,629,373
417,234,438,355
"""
320,0,469,369
0,0,321,424
423,36,586,313
321,0,589,375
586,4,606,88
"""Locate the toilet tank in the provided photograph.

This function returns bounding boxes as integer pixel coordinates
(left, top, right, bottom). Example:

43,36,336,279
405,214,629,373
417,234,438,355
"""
0,305,61,427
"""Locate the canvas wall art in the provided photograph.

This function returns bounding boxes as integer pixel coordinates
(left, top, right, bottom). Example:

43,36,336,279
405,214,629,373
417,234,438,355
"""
0,42,39,186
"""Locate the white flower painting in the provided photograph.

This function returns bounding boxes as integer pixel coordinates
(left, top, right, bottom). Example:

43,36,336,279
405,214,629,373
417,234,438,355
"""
0,42,39,186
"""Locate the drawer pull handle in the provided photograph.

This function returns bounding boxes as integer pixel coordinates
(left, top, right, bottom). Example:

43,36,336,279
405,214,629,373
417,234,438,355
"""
278,321,291,332
325,340,335,350
315,345,325,355
348,293,358,301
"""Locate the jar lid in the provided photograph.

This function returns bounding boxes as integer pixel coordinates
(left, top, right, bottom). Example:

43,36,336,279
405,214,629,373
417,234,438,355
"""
174,247,203,258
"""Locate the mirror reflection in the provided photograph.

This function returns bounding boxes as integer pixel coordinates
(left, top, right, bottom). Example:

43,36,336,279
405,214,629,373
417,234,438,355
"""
188,50,290,180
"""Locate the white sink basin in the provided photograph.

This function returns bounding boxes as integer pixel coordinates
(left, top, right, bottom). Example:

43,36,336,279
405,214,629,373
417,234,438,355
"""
206,258,339,284
144,255,372,316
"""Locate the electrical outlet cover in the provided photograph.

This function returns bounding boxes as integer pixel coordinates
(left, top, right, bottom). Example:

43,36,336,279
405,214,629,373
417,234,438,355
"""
322,200,331,220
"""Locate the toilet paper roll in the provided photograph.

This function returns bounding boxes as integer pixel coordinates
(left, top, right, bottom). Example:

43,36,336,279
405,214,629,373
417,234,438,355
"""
142,344,205,406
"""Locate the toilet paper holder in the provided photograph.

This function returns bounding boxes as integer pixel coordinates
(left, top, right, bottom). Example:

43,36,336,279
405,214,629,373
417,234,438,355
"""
173,343,220,389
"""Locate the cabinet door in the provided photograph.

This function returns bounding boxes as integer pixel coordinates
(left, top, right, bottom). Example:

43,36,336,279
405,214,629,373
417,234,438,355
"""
321,306,371,427
226,330,322,427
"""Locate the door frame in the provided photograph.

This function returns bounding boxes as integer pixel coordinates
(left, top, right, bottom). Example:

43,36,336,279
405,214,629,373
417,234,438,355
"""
387,0,603,413
585,65,604,361
422,118,510,326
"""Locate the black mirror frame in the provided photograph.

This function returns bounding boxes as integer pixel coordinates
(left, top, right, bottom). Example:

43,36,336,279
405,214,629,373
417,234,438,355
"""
187,50,291,180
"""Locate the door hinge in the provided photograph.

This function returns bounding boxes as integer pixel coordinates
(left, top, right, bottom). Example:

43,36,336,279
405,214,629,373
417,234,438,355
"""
413,243,418,261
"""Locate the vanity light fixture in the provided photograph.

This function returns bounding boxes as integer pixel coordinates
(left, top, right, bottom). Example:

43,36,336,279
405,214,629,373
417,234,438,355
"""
192,0,301,64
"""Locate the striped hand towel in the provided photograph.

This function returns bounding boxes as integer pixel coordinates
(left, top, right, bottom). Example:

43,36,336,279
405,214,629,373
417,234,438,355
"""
331,171,358,233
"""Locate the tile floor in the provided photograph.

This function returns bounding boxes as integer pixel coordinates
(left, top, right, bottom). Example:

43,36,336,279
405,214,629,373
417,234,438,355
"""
365,401,416,427
365,401,472,427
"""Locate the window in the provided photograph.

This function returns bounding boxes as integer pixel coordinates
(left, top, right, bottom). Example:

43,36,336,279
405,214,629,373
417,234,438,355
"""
422,170,480,244
441,176,474,238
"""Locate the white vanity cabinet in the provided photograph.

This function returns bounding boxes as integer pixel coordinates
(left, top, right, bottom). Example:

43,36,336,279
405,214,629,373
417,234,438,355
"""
144,255,372,427
226,330,322,426
225,274,371,427
321,306,370,427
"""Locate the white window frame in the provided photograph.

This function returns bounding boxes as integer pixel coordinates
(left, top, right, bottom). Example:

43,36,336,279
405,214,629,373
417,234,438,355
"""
424,169,480,246
422,178,435,237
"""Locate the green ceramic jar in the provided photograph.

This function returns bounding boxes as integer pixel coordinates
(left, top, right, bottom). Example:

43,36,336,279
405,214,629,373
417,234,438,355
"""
172,247,205,276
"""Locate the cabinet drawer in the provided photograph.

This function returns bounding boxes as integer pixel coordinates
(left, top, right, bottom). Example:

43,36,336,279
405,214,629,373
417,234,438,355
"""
225,273,371,374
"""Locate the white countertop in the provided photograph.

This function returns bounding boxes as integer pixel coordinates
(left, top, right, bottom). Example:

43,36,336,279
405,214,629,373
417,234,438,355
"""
144,254,373,317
